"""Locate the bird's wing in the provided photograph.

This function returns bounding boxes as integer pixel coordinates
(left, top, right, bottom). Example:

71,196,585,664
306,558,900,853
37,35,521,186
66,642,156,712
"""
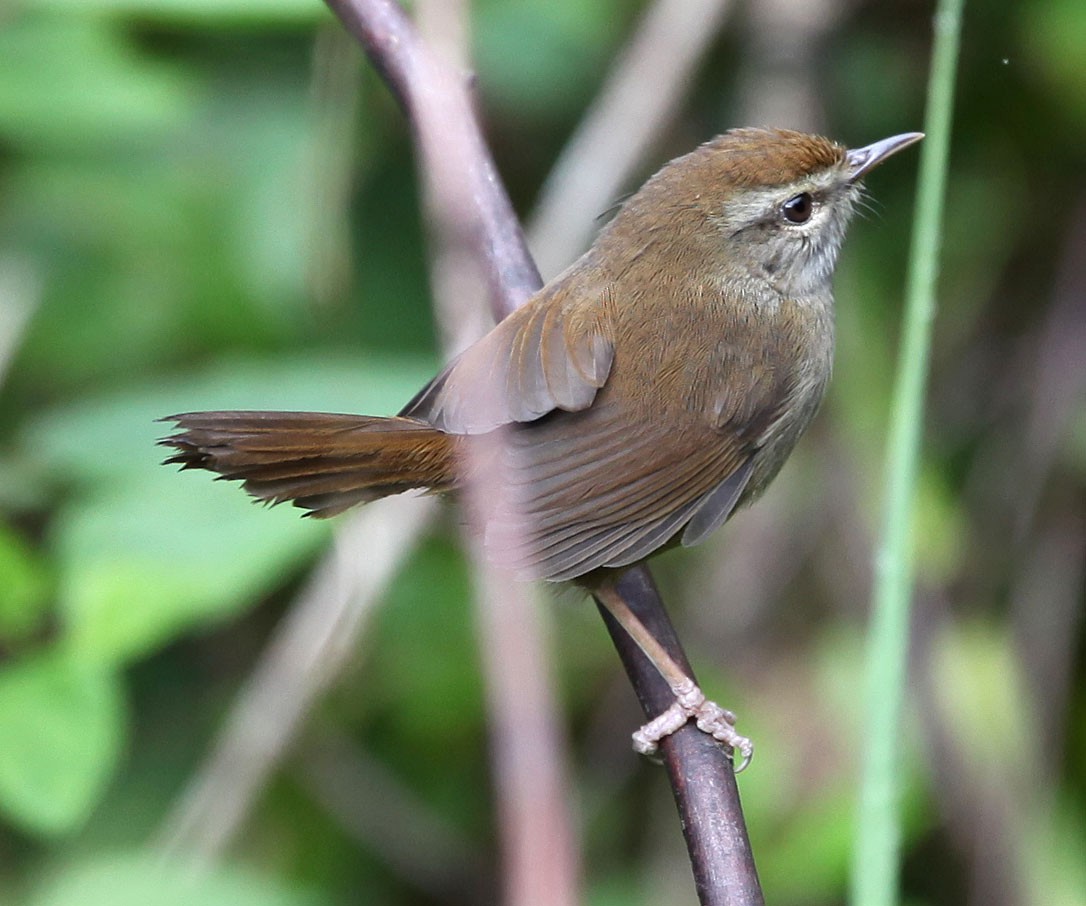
402,281,800,581
482,326,803,580
400,288,615,434
482,399,760,581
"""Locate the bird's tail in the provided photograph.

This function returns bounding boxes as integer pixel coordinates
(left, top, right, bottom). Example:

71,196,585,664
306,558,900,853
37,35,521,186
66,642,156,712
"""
160,411,459,517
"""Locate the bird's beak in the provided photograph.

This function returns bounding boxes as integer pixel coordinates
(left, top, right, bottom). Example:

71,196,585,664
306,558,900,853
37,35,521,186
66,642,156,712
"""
846,132,924,182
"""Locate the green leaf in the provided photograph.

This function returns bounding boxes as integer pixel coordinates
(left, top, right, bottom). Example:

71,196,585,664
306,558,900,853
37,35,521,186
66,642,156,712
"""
0,15,198,150
29,852,328,906
0,651,123,836
1023,798,1086,906
368,538,479,746
26,0,327,26
54,479,328,664
0,522,51,641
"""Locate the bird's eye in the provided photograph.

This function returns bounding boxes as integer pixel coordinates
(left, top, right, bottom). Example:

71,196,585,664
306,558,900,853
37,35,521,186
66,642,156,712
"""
781,192,815,224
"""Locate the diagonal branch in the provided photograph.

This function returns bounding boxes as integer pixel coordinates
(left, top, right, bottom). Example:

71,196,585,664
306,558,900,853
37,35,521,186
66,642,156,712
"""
327,2,764,903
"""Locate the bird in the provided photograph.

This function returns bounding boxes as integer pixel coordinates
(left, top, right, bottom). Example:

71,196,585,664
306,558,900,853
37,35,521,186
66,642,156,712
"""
162,127,922,764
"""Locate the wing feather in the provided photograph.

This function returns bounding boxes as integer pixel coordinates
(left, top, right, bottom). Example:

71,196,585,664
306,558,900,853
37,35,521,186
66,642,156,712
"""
484,404,754,580
400,289,614,434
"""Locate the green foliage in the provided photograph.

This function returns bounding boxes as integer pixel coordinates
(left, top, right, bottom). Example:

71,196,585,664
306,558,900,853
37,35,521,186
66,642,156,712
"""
0,0,1082,903
930,624,1086,906
0,15,197,149
26,0,325,25
0,652,123,835
1021,0,1086,127
0,522,51,641
27,853,327,906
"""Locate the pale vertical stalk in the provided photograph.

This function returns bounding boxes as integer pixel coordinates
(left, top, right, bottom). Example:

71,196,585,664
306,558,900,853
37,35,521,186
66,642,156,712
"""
413,4,581,904
0,257,39,387
470,556,580,906
850,1,965,904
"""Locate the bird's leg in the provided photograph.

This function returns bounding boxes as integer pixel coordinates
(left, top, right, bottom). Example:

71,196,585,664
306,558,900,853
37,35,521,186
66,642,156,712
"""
594,583,753,771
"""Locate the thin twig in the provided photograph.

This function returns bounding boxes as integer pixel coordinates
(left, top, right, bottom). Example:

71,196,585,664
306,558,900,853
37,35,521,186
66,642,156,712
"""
911,599,1024,906
157,496,436,862
1007,200,1086,763
1011,199,1086,544
0,256,39,389
734,0,849,129
297,727,484,901
304,23,365,311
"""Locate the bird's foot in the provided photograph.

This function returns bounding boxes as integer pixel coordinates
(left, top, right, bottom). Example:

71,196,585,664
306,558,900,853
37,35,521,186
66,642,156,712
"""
631,677,754,772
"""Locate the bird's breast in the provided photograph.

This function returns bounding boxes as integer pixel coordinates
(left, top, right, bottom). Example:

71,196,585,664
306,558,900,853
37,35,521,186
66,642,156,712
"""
604,280,834,418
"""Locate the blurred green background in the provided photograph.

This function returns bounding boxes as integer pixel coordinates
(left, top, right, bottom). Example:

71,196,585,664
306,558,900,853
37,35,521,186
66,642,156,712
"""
0,0,1084,903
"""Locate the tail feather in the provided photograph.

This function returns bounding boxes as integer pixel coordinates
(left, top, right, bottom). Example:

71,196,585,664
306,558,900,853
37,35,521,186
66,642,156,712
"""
160,411,459,517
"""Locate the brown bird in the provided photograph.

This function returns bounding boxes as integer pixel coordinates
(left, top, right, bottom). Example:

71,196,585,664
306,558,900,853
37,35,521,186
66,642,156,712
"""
163,127,921,762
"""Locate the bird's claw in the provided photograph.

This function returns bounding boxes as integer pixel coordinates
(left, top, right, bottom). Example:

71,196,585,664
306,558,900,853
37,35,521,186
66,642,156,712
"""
631,678,754,772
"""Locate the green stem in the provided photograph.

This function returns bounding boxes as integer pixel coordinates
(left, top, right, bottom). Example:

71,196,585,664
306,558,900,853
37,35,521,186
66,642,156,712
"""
850,1,965,904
